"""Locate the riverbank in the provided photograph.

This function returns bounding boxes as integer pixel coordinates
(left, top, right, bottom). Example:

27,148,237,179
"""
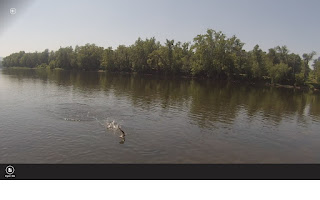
4,66,320,93
3,29,319,90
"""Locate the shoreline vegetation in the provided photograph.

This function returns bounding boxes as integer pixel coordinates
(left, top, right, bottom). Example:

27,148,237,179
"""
2,29,320,90
5,66,317,92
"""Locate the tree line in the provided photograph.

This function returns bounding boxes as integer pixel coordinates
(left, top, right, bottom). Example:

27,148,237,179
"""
2,29,319,85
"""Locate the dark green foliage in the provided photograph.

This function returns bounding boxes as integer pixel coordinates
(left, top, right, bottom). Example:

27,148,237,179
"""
54,47,75,70
3,50,49,69
2,29,316,85
130,37,160,73
76,44,104,71
113,45,132,72
313,57,320,83
101,47,116,71
267,63,291,84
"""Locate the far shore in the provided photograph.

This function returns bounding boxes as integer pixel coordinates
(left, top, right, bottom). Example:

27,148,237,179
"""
4,66,320,93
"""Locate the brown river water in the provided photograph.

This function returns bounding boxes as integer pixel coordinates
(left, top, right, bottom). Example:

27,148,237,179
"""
1,68,320,163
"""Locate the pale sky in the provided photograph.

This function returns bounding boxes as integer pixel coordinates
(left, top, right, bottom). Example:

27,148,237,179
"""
0,0,319,58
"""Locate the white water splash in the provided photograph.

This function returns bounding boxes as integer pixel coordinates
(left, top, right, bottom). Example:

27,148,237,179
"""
105,120,125,143
105,120,120,130
87,112,124,136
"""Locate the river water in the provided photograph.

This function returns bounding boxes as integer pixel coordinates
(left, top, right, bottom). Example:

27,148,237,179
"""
1,68,320,163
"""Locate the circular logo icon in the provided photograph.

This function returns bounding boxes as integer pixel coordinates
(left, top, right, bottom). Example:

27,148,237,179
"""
5,165,15,175
10,8,16,15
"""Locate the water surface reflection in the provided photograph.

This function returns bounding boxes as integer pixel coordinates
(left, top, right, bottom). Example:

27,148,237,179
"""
1,68,320,163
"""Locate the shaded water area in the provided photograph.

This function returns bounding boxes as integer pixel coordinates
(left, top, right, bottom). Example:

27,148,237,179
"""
1,68,320,163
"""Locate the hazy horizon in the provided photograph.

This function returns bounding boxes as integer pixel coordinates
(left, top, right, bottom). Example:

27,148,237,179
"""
0,0,319,58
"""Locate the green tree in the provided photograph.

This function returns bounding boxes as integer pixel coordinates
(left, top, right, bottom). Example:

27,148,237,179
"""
77,44,104,71
131,37,160,73
267,62,291,84
147,46,168,73
275,46,289,64
302,51,316,80
54,47,75,70
114,45,132,72
247,45,267,80
313,57,320,83
101,47,116,71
